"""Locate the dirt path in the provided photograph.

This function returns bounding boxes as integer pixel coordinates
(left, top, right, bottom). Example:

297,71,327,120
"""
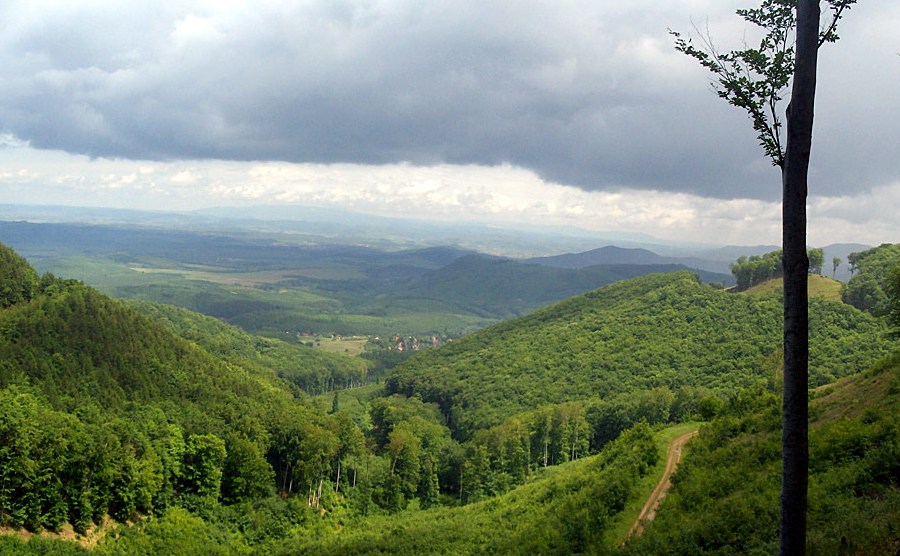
626,428,699,539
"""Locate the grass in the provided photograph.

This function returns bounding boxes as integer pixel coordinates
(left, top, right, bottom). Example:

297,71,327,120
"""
810,351,900,425
129,265,314,286
35,256,184,288
304,335,370,356
291,453,601,555
604,422,702,546
743,274,843,301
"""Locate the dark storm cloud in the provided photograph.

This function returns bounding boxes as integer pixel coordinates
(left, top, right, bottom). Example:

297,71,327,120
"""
0,1,896,200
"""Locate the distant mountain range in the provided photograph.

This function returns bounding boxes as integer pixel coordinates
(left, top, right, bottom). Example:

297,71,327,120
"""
387,253,733,318
526,245,737,275
0,205,877,338
526,243,873,283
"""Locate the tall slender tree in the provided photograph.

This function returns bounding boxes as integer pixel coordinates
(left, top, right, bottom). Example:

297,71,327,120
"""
671,1,856,553
780,4,817,553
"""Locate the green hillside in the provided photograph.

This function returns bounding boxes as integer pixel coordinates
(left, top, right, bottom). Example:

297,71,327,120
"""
387,271,890,438
622,352,900,555
0,244,363,537
126,300,370,394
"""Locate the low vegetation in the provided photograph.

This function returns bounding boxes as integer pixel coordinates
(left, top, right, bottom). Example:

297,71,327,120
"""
621,352,900,555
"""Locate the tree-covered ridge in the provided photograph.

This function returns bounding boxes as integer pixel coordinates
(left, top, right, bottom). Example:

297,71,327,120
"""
843,242,900,316
0,277,307,423
126,300,370,395
387,272,890,438
729,247,824,291
0,246,367,535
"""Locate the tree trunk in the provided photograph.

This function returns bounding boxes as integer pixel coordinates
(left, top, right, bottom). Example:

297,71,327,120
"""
780,1,818,555
335,460,341,493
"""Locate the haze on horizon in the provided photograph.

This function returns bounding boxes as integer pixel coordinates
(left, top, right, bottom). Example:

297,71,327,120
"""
0,1,897,247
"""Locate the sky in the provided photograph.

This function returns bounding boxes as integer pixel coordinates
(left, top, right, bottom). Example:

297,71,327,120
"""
0,0,897,246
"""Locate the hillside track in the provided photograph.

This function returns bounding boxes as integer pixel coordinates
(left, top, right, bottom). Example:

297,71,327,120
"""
626,428,699,539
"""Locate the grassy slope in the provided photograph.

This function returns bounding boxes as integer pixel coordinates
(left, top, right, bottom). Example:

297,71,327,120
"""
604,422,701,546
621,351,900,555
743,274,843,301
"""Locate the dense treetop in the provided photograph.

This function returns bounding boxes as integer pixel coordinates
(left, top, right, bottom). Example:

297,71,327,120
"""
0,242,39,308
843,243,900,316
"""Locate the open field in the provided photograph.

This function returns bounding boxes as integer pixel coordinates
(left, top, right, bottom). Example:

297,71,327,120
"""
743,274,843,301
300,335,370,356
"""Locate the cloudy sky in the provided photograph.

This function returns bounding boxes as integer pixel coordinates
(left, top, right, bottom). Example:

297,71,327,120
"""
0,0,897,246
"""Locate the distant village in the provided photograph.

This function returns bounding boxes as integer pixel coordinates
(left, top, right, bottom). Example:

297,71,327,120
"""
384,334,447,351
297,332,450,352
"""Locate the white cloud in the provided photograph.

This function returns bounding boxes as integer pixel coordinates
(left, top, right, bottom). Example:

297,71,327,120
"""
0,1,895,201
2,145,894,247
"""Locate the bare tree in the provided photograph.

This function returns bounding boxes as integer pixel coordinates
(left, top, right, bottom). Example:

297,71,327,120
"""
671,1,856,554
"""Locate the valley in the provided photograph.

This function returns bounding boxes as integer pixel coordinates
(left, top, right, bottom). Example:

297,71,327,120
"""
0,216,736,343
0,215,897,555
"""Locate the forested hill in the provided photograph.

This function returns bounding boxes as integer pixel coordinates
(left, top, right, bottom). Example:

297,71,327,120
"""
386,271,891,438
0,242,358,533
126,300,369,394
525,244,732,276
0,259,288,416
296,351,900,555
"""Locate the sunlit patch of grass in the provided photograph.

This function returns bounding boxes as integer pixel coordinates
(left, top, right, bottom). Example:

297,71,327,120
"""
743,275,843,302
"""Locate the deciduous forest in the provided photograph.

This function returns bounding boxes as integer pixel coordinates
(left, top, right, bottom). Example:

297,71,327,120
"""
1,239,898,554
